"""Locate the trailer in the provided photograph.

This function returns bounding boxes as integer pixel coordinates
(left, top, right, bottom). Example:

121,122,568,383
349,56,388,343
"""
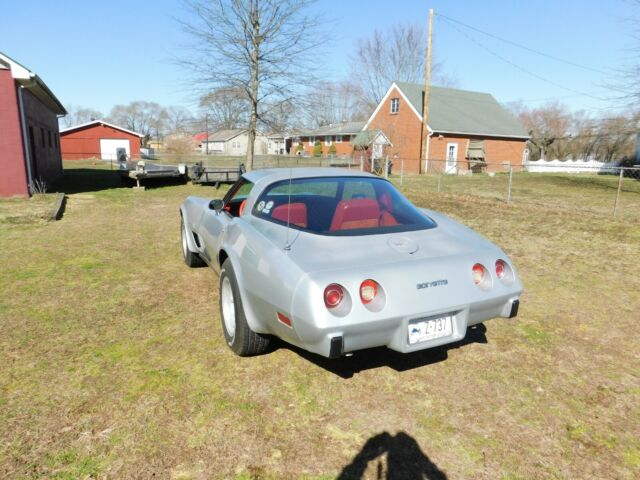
190,162,245,187
119,160,188,188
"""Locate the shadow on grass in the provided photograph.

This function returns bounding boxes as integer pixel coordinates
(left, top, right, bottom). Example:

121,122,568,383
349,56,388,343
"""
338,431,447,479
275,324,487,379
51,169,188,194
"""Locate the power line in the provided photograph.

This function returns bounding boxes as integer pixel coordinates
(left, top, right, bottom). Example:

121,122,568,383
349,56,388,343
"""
438,16,613,102
436,13,610,76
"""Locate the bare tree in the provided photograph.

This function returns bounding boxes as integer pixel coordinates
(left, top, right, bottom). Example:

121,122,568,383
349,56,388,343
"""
180,0,326,170
60,105,103,128
350,24,456,110
512,102,571,160
199,87,249,130
303,80,369,127
165,106,196,134
107,101,168,145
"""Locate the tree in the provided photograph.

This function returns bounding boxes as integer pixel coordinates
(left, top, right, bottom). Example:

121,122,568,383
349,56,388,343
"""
107,101,168,145
165,106,196,135
60,105,103,128
180,0,326,170
303,80,369,127
199,87,249,130
511,102,571,160
350,23,456,110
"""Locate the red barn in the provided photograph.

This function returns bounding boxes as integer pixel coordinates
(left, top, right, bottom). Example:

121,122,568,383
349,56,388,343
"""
60,120,143,160
0,52,66,197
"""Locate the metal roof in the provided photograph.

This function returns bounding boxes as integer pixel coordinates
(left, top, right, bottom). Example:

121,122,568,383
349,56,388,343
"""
0,51,67,115
299,121,366,137
205,129,247,142
60,120,144,137
394,81,529,139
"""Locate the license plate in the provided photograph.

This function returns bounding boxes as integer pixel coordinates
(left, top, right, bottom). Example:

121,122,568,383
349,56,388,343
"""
408,315,453,345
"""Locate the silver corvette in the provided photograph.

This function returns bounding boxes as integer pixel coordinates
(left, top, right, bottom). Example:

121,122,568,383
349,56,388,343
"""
180,168,522,358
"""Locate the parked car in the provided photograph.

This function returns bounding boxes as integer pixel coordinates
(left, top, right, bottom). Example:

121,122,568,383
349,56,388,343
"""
180,168,522,358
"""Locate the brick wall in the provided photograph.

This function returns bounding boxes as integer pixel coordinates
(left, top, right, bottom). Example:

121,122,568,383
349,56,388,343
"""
366,86,423,173
294,135,356,157
428,134,527,173
0,69,29,196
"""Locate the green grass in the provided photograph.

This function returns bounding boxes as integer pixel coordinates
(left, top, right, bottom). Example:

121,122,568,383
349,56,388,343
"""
0,164,638,478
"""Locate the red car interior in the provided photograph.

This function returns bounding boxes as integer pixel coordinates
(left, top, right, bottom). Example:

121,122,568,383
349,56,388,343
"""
271,202,308,228
330,199,381,231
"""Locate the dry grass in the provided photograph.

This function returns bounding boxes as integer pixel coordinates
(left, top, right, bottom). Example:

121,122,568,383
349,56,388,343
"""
0,165,639,479
0,194,60,225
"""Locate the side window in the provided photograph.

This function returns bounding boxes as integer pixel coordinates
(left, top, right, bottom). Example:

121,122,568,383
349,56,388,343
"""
223,179,254,217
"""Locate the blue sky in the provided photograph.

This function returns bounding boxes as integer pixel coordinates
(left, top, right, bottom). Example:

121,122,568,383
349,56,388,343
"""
1,0,637,117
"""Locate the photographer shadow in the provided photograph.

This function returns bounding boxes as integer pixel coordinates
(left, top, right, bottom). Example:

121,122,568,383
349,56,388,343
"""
338,431,447,480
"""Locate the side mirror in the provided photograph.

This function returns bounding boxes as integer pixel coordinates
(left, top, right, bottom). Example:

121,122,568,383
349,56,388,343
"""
209,199,224,212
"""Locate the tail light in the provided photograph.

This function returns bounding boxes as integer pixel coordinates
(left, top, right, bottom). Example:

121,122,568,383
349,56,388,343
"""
495,259,514,285
495,259,507,279
324,284,345,309
359,279,379,304
472,263,491,290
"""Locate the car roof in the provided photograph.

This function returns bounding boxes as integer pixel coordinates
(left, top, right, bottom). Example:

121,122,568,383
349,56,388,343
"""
243,167,376,185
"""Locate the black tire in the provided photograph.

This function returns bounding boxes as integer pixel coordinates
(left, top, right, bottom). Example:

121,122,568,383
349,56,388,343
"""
181,217,206,268
219,259,271,356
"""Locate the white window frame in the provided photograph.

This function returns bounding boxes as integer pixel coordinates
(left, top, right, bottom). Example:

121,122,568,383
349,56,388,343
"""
391,98,399,114
309,136,315,146
232,140,241,150
325,135,332,146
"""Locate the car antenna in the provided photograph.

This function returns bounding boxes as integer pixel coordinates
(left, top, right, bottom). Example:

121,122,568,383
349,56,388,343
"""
284,167,292,252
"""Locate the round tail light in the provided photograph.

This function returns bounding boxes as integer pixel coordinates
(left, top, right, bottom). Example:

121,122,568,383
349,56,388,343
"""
324,284,345,309
472,263,487,286
359,279,379,304
495,259,507,279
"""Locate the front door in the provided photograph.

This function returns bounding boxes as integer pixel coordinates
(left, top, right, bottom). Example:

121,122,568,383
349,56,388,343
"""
445,143,458,174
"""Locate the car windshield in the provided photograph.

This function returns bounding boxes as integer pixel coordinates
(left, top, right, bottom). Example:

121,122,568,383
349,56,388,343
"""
252,176,437,235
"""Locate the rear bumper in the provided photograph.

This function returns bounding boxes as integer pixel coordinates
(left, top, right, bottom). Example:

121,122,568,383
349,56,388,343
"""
296,295,520,358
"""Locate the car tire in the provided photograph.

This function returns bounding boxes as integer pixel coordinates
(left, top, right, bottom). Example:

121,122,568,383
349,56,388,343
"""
181,217,206,268
219,259,271,356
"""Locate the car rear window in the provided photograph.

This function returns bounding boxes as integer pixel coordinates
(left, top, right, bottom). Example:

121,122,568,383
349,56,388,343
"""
252,176,437,235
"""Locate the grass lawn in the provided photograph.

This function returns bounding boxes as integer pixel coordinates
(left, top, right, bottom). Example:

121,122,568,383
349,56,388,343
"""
0,165,639,479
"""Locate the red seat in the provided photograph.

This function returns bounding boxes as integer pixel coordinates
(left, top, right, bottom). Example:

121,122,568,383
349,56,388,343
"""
271,202,308,228
377,192,398,226
330,198,380,231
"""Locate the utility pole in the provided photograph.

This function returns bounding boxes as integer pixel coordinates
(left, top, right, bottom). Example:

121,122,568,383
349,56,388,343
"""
205,113,209,156
420,8,434,175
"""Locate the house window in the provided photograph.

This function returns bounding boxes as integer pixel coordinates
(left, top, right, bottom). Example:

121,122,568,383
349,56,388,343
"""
325,135,332,146
232,140,241,149
309,136,315,146
391,98,399,114
335,135,343,143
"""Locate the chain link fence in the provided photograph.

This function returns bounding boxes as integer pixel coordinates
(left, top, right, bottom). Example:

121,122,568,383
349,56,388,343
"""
66,152,640,220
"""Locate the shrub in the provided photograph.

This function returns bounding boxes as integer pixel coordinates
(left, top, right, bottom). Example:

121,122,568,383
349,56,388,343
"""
313,140,323,157
328,143,337,156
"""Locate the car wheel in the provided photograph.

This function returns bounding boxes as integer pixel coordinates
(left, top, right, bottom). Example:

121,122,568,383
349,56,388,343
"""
219,259,271,356
181,218,205,268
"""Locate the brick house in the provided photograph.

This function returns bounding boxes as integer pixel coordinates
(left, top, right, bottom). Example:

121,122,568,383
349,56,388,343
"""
364,82,529,174
293,121,365,157
60,120,143,160
0,52,66,197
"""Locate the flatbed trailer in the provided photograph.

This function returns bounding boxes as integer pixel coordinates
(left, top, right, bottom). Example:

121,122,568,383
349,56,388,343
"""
119,160,188,187
190,162,245,187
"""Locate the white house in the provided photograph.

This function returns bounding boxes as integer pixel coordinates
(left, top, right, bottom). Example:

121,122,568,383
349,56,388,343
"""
200,129,268,155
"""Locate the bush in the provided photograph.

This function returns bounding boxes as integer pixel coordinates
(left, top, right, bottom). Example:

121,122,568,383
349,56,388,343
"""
313,140,323,157
328,144,337,156
296,142,304,153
